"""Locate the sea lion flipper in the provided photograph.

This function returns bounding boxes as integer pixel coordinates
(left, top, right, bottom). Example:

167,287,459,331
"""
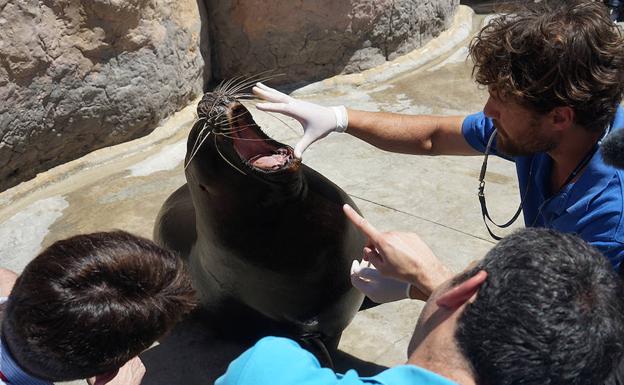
297,334,340,369
153,184,196,257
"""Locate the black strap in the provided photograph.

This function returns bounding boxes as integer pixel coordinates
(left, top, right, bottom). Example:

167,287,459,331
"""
478,131,523,240
478,127,603,241
478,187,523,240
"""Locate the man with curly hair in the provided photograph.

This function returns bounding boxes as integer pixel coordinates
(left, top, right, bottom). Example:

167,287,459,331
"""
253,0,624,278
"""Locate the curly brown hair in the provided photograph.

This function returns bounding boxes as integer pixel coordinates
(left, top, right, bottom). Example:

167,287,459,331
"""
469,0,624,132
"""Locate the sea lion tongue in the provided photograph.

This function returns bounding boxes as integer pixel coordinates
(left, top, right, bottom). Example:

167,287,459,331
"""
228,103,295,171
250,149,292,170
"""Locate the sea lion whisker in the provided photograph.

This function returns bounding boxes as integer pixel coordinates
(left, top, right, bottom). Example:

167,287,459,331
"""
214,132,271,142
212,79,226,94
213,124,268,137
218,73,251,94
220,71,270,95
210,109,256,130
228,71,276,92
212,123,261,137
214,122,253,132
209,116,241,131
213,132,247,175
219,74,248,95
185,124,213,170
252,107,301,136
229,92,255,100
227,109,256,122
228,77,263,94
217,77,237,93
210,110,230,124
187,119,210,162
227,72,282,96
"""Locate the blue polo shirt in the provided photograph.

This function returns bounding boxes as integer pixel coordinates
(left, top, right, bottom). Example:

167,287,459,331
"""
0,338,51,385
216,337,458,385
462,107,624,270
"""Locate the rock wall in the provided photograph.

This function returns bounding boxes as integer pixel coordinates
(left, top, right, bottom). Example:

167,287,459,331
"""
0,0,205,191
206,0,459,86
0,0,459,191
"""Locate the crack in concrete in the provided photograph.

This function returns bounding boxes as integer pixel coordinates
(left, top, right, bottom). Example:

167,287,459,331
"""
349,193,496,244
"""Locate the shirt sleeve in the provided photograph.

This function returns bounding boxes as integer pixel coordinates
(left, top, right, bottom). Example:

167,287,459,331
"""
215,337,360,385
461,111,496,154
585,239,624,271
611,105,624,130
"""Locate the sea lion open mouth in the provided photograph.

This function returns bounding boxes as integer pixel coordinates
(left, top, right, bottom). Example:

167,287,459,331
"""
226,103,296,172
188,82,298,176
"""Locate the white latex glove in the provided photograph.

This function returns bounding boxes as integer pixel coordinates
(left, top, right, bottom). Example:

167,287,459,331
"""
252,82,348,158
350,260,411,304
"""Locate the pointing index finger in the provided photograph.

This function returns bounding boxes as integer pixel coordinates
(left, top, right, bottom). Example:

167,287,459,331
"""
343,204,381,241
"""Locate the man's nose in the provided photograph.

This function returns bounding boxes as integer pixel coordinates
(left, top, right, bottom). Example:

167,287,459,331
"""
483,97,499,120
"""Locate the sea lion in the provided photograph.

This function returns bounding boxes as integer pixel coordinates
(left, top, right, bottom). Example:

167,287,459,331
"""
153,78,366,366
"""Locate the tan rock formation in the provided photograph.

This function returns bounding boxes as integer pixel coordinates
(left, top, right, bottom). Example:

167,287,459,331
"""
205,0,459,86
0,0,205,191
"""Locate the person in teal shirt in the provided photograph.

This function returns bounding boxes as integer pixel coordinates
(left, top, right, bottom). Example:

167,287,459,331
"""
217,227,624,385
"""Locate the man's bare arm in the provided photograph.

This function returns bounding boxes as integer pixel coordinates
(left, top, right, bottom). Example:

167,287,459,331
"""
347,110,480,156
252,83,481,157
0,268,18,297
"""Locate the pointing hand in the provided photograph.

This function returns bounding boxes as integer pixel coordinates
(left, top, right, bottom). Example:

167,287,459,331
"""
343,204,452,300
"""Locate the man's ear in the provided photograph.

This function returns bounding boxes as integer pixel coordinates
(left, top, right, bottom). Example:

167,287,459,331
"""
436,270,487,310
549,106,575,131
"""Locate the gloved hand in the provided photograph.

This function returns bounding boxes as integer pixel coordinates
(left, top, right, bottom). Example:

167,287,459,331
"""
350,260,411,304
252,82,348,158
343,204,452,301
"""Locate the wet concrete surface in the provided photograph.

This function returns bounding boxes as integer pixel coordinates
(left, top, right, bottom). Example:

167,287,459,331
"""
0,6,524,385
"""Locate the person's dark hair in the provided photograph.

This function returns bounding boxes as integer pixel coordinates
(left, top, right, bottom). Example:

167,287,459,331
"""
601,128,624,169
604,358,624,385
455,228,624,385
469,0,624,132
2,231,196,381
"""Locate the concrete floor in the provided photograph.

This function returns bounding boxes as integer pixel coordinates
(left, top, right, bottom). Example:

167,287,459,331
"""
0,6,524,385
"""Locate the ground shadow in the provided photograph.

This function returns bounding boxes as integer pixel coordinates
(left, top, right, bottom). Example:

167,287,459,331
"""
141,312,387,385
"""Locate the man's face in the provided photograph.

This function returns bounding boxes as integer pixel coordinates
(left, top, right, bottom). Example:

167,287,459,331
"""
407,261,484,357
484,89,558,156
407,276,457,355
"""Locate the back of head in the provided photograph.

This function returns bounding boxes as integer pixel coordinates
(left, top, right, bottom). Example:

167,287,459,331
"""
601,128,624,170
470,0,624,132
456,228,624,385
2,231,196,381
